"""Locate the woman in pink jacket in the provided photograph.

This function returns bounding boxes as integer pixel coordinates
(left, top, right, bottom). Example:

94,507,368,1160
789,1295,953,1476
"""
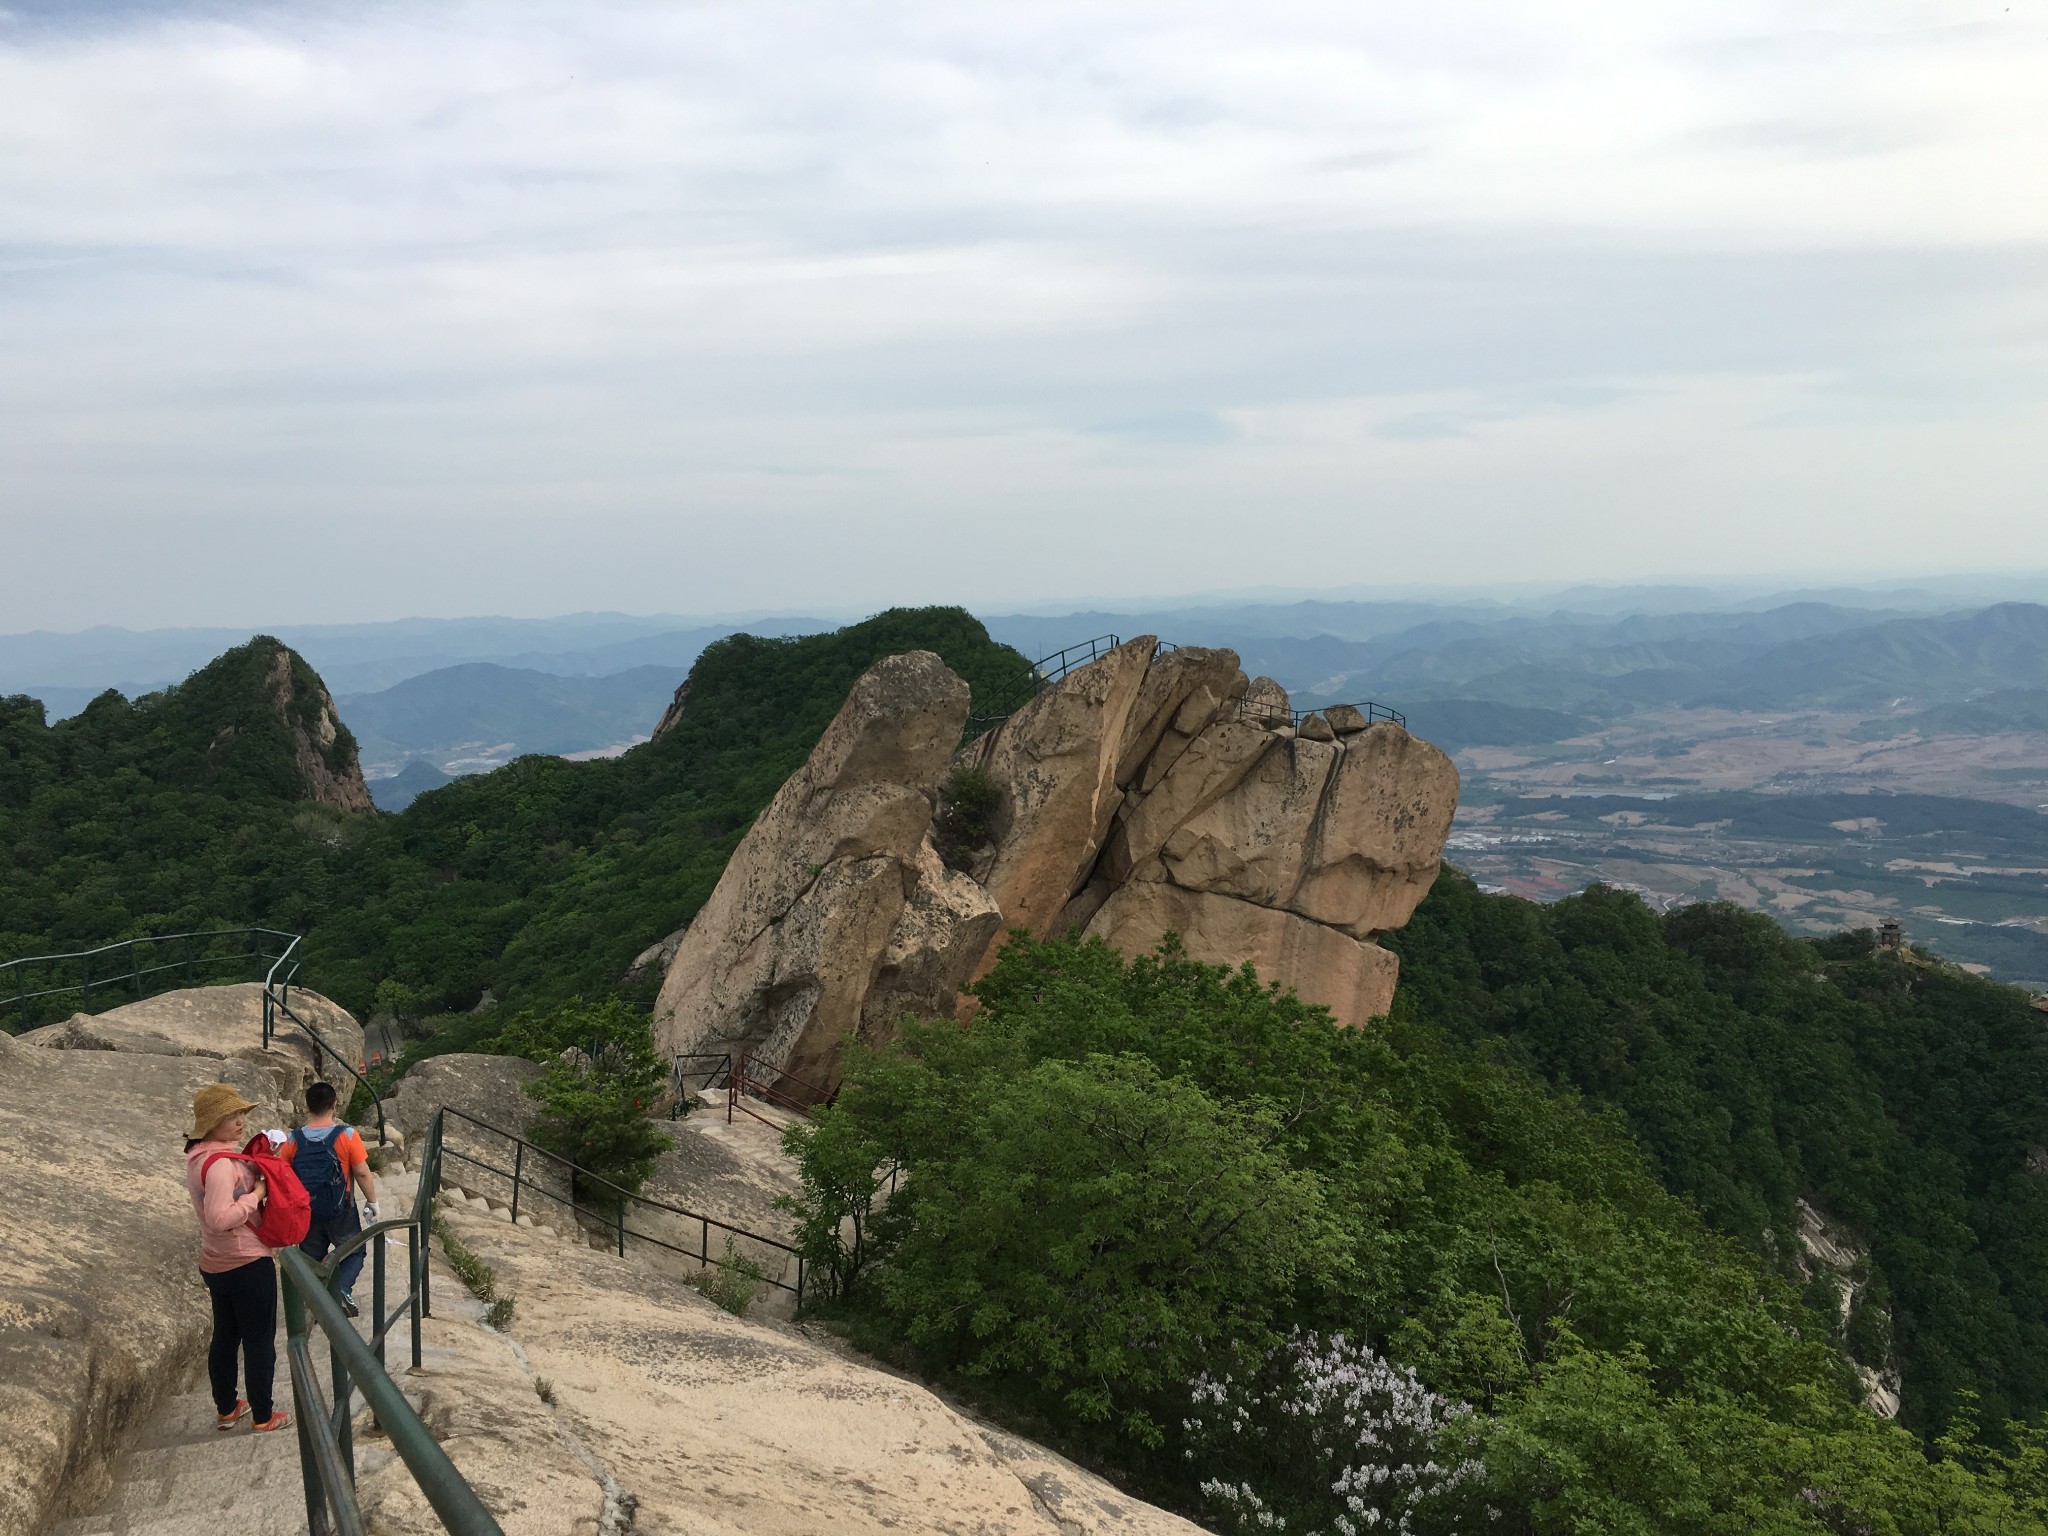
184,1084,291,1433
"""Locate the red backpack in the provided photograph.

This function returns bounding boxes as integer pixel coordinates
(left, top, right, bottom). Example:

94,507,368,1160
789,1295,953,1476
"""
204,1132,312,1249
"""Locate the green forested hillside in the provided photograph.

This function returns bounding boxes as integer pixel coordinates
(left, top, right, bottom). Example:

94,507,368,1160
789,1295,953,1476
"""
0,609,1028,1017
0,637,364,960
1386,874,2048,1441
789,933,2048,1533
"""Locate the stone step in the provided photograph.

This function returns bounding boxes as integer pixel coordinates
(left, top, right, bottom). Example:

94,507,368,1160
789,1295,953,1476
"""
47,1303,381,1536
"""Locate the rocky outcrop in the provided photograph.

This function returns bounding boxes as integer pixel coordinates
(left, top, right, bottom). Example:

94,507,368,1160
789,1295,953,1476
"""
650,637,1457,1098
621,923,689,988
1088,882,1402,1024
967,641,1458,1023
18,982,366,1110
651,675,691,741
654,652,1002,1095
383,1052,577,1220
1795,1197,1902,1420
261,643,373,812
958,637,1164,953
0,988,359,1535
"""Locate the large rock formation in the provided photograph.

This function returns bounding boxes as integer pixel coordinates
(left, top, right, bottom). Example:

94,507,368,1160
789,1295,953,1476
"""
651,638,1458,1098
18,982,366,1098
653,651,1003,1095
965,638,1458,1021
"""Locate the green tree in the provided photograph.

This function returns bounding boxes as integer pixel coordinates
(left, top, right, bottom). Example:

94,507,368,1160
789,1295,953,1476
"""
788,932,2048,1532
504,998,673,1197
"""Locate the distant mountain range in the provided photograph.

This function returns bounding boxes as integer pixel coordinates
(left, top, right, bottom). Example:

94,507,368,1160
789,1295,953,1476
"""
340,663,683,777
7,588,2045,772
366,758,455,812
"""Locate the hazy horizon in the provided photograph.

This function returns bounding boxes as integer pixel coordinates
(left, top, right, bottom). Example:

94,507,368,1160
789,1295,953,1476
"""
3,566,2044,646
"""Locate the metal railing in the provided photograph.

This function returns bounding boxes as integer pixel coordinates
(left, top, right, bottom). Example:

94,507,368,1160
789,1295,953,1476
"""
1236,697,1407,732
0,926,298,1033
258,935,389,1147
278,1112,503,1534
964,634,1123,738
960,634,1406,741
731,1050,832,1124
435,1105,808,1299
669,1049,832,1127
669,1052,733,1119
0,927,392,1144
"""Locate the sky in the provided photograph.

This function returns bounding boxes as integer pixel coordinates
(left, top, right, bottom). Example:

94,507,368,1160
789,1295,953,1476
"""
2,0,2044,631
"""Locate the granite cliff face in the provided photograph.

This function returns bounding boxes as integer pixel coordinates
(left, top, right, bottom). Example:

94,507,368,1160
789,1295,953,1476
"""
961,636,1458,1024
653,651,1002,1093
261,643,374,812
655,638,1458,1097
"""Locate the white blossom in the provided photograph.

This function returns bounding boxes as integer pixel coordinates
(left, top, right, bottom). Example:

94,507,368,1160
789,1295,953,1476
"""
1185,1332,1486,1536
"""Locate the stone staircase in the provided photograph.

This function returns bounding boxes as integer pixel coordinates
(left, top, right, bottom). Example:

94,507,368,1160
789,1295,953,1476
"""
51,1134,425,1536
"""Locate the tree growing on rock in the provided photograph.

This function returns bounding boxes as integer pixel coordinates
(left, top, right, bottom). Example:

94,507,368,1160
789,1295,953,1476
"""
503,997,673,1197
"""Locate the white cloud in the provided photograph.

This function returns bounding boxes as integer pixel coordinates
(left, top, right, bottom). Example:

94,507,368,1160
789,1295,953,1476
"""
0,0,2043,627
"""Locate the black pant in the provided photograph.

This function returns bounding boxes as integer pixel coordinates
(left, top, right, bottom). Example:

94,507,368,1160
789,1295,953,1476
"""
201,1257,277,1421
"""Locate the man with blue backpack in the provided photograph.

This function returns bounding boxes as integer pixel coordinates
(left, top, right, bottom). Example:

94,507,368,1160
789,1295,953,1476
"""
282,1082,381,1318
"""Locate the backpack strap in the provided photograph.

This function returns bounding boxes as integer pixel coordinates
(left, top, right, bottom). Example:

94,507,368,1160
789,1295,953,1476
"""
201,1149,250,1187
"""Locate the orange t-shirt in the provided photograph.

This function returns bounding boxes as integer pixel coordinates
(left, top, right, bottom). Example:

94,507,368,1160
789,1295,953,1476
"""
282,1123,369,1181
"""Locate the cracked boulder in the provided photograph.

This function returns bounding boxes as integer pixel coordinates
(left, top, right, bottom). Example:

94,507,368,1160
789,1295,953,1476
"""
653,651,997,1097
962,639,1458,1025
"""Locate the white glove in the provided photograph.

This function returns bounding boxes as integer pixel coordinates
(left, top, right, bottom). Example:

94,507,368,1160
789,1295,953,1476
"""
263,1128,288,1148
361,1202,379,1222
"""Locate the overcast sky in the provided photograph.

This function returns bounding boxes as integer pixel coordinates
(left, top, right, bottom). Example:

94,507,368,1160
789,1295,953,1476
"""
2,1,2043,631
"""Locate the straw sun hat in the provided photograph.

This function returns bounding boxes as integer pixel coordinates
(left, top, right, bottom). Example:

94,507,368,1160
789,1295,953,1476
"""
188,1083,260,1141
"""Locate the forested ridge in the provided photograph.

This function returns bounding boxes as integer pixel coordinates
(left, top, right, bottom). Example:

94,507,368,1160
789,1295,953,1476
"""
789,933,2048,1532
7,610,2048,1525
0,609,1029,1014
1387,874,2048,1442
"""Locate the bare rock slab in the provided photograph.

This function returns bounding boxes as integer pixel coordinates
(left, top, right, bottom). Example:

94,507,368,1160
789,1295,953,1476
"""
655,651,983,1094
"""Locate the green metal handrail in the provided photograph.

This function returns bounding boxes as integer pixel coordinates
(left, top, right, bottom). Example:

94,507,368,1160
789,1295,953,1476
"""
0,927,392,1144
278,1111,502,1534
437,1105,808,1300
0,926,298,1033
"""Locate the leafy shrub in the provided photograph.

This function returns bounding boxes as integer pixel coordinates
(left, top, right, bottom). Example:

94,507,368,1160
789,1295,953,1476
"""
513,998,674,1198
788,931,2048,1532
688,1237,766,1316
932,766,1000,871
779,1111,892,1301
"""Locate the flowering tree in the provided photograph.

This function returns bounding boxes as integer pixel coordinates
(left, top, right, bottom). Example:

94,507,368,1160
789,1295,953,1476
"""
1184,1331,1485,1535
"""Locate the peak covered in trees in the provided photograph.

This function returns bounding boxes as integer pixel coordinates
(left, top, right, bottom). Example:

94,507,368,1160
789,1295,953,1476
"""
0,637,369,960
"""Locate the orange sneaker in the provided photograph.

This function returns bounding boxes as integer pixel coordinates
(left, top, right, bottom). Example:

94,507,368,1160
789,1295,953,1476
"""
215,1400,250,1432
253,1409,292,1433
